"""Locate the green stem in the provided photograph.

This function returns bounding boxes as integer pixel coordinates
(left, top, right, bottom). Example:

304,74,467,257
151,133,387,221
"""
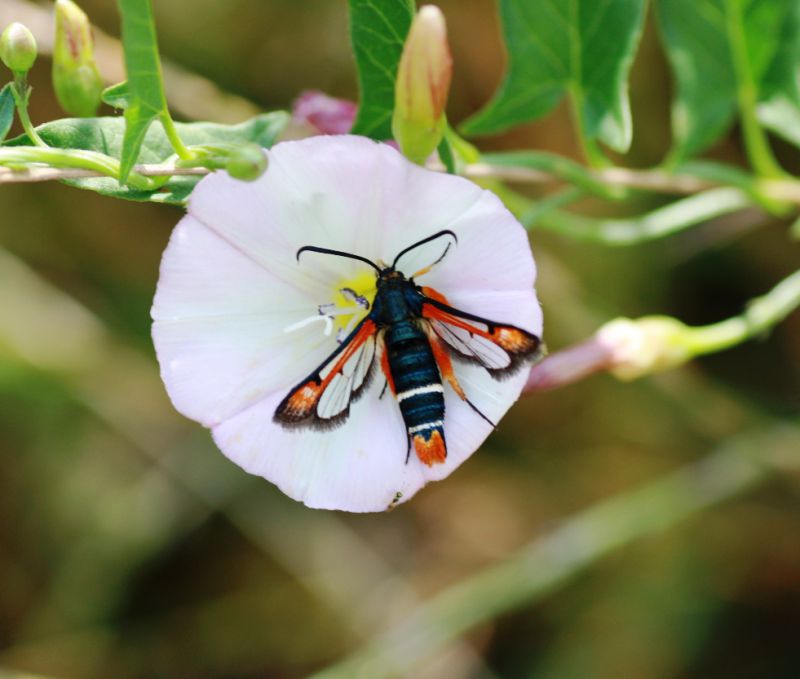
313,426,800,679
521,187,584,227
160,112,194,160
725,0,783,178
0,147,160,190
685,269,800,355
481,151,625,200
534,187,753,244
568,82,607,167
10,81,47,147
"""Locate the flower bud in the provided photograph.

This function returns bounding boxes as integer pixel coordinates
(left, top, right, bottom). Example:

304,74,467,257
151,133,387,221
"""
52,0,103,117
292,90,357,135
226,143,268,181
596,316,692,381
392,5,452,164
0,23,38,75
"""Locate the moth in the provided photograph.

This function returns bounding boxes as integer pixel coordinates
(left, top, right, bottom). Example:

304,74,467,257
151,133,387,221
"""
274,230,542,465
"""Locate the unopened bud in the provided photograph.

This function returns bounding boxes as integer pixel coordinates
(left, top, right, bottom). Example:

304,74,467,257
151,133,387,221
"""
392,5,452,164
292,90,357,135
53,0,103,116
226,143,268,181
0,23,37,75
597,316,692,381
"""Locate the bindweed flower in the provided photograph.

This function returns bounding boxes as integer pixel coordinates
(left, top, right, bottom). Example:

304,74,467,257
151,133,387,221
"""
152,135,541,512
392,5,452,164
0,23,37,75
52,0,103,116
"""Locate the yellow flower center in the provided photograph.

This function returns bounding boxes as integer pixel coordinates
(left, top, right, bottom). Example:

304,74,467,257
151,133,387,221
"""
284,269,378,342
329,269,377,334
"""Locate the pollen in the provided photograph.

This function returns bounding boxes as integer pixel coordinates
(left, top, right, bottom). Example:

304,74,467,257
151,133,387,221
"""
333,269,376,309
329,270,377,339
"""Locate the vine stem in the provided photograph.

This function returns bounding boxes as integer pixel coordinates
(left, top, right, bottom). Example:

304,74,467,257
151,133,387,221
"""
524,267,800,393
10,81,47,147
0,147,162,189
3,157,800,205
684,268,800,355
312,426,800,679
724,0,783,179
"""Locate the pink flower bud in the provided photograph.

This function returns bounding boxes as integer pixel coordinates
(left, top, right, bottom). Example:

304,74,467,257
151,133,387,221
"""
53,0,103,117
596,316,692,380
392,5,453,164
292,90,357,135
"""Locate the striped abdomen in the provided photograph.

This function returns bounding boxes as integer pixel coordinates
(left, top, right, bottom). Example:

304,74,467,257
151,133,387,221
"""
385,320,447,465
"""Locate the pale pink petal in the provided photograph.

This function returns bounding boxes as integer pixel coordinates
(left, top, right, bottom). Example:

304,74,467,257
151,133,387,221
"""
212,382,428,512
152,215,336,425
391,189,537,297
422,363,530,483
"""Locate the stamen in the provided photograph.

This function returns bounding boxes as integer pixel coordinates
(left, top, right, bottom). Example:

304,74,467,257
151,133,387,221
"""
284,314,334,336
340,287,370,309
284,279,374,341
284,302,369,339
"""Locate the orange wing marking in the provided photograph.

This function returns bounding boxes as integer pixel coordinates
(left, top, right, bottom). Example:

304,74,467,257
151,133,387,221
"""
420,285,449,305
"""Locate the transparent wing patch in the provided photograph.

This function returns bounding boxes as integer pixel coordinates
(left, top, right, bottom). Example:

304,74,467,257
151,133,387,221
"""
421,299,542,378
274,319,379,429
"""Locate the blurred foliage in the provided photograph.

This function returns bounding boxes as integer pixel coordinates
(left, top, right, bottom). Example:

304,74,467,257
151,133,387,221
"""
0,1,799,678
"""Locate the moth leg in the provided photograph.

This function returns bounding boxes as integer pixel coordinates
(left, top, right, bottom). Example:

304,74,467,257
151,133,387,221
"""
379,379,388,400
429,329,497,429
380,343,396,396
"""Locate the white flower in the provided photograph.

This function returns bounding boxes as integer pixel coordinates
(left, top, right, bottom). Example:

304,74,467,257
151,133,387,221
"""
151,135,542,512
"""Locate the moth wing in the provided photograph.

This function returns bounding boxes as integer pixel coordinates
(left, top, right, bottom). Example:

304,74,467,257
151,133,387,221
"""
274,318,379,428
421,298,542,378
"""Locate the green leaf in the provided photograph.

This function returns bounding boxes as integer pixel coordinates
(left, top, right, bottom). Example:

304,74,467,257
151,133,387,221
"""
102,81,130,110
348,0,414,139
757,1,800,148
461,0,647,154
656,0,800,161
759,98,800,149
6,112,289,204
117,0,171,182
0,84,14,143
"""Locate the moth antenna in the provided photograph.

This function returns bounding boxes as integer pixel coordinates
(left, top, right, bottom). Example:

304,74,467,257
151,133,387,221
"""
296,245,381,273
392,230,458,270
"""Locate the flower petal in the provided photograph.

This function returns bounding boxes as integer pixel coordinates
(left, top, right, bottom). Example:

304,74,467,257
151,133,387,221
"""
152,215,336,424
404,189,537,298
213,382,428,512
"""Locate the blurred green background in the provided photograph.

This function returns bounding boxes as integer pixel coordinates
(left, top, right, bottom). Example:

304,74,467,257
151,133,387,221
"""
1,1,799,677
